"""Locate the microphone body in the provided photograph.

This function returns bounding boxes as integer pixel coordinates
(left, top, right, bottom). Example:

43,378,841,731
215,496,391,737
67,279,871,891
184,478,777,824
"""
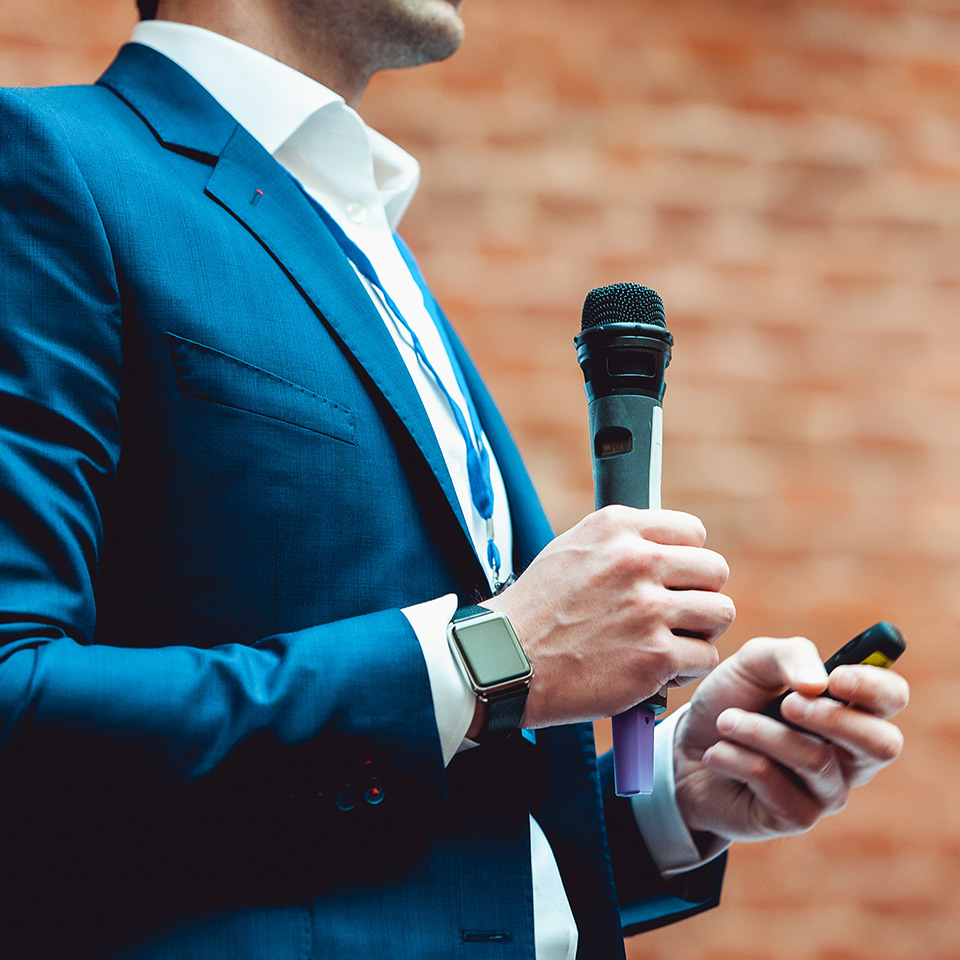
575,286,673,796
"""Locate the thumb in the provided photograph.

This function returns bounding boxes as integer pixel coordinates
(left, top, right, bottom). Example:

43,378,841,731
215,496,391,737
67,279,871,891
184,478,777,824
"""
714,636,829,711
683,636,829,755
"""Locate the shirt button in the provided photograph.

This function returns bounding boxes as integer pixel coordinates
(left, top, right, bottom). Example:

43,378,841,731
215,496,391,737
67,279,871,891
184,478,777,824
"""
345,202,367,224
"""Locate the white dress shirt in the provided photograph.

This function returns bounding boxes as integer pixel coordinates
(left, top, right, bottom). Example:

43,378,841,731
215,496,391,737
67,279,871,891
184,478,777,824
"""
130,22,717,959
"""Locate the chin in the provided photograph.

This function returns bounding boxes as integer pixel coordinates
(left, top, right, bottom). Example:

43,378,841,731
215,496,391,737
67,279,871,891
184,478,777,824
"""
387,0,466,66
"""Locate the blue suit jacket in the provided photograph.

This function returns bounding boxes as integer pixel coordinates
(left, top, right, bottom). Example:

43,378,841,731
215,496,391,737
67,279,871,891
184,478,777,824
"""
0,43,723,960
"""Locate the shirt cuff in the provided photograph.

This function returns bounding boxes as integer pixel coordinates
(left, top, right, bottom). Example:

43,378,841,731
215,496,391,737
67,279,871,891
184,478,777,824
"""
402,594,477,767
630,703,730,878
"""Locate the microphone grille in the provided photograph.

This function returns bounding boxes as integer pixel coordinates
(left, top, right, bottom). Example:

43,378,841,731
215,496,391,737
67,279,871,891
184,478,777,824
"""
580,283,666,331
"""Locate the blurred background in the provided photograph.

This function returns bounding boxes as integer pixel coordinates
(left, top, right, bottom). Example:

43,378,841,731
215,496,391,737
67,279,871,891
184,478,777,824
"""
2,0,958,957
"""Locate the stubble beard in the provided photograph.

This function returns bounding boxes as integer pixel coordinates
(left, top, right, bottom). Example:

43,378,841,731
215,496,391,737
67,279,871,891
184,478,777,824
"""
368,0,466,69
288,0,466,78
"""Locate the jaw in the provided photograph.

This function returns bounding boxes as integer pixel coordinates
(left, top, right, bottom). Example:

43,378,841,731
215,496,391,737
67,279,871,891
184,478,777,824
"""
282,0,467,103
157,0,466,105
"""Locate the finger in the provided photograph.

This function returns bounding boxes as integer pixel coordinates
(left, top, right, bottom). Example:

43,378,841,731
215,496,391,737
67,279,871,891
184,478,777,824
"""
666,589,737,643
780,692,905,775
715,707,848,805
700,738,831,834
618,507,708,548
660,544,731,593
663,632,723,687
826,665,910,720
713,636,829,711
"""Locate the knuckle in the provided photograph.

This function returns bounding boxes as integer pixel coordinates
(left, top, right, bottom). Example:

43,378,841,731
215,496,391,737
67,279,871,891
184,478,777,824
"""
794,636,821,660
877,726,905,765
706,642,721,671
622,583,667,636
745,752,774,783
794,803,826,832
694,516,707,543
718,595,737,629
627,580,668,624
887,674,910,714
665,510,706,547
647,626,680,666
616,538,663,581
803,744,836,779
740,635,767,655
637,540,666,574
594,503,631,534
674,510,706,541
710,551,731,587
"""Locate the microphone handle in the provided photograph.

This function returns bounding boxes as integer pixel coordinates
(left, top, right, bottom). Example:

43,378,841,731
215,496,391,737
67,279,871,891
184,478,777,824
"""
590,394,662,510
588,393,666,796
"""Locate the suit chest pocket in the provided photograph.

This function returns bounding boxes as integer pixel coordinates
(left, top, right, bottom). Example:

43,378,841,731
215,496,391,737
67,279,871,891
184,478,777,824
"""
166,333,356,445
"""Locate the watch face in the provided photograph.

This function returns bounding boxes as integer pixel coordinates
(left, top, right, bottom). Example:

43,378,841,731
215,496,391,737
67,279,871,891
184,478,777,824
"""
455,616,530,688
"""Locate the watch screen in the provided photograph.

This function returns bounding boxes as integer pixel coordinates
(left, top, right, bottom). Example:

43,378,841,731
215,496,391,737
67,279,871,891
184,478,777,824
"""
457,617,530,687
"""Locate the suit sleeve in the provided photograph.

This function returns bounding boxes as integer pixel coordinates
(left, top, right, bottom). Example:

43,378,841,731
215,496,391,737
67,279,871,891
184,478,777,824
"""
599,747,727,934
0,92,445,892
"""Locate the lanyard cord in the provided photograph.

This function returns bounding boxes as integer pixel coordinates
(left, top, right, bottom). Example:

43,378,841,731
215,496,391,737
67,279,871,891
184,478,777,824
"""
297,185,502,583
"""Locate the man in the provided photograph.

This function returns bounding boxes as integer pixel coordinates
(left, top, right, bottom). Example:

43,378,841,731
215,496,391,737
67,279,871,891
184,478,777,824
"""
0,1,907,958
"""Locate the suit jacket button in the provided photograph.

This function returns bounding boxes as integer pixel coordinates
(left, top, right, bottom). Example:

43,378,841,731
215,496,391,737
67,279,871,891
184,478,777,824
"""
336,787,357,812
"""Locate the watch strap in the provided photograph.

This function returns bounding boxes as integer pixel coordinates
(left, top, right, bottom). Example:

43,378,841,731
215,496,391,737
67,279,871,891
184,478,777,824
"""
451,604,531,737
481,678,529,734
454,603,493,621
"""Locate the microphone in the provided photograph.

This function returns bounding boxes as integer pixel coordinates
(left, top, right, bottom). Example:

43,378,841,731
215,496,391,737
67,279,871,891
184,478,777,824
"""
574,283,673,796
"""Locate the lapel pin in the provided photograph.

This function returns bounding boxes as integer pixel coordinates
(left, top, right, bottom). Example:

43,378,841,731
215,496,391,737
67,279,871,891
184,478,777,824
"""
250,188,264,206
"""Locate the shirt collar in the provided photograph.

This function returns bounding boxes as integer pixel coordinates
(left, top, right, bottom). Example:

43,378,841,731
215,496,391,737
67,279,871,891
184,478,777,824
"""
129,20,420,230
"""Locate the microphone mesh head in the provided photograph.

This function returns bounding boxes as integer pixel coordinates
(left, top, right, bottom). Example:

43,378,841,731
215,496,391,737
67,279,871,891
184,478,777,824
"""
580,283,666,331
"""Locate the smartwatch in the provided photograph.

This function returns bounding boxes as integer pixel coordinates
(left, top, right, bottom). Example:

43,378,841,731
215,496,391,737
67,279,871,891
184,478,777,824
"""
447,604,533,736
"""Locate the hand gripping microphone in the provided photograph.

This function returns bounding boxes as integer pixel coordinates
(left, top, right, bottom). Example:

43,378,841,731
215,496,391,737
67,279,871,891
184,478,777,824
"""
574,283,673,796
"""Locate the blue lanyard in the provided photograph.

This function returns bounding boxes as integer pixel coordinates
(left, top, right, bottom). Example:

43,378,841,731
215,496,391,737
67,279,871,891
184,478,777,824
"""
298,187,502,584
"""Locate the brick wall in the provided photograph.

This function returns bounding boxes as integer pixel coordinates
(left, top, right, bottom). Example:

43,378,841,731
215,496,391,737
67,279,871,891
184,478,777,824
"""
3,1,958,957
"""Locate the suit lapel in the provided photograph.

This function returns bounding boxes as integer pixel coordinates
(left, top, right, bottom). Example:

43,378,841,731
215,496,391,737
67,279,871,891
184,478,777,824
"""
203,127,480,556
99,43,485,588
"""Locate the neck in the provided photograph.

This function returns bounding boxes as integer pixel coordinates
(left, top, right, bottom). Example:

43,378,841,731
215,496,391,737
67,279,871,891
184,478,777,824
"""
154,0,466,108
154,1,375,105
